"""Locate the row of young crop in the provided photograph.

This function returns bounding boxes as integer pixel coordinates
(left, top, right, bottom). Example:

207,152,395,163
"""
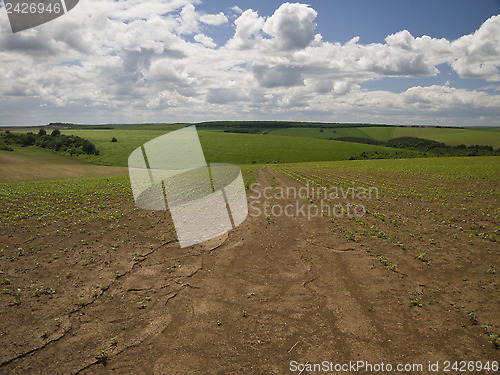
268,161,499,348
272,162,499,251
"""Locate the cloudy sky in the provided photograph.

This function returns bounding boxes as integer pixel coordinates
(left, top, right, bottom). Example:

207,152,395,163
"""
1,0,500,126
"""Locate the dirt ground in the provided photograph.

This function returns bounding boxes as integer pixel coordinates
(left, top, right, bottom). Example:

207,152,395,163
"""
0,166,498,374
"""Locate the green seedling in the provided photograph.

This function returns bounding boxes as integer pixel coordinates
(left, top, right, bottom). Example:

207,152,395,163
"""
468,311,478,325
489,333,499,349
95,347,108,362
32,286,56,297
110,336,118,347
415,252,428,263
9,289,21,306
137,297,151,309
410,297,423,307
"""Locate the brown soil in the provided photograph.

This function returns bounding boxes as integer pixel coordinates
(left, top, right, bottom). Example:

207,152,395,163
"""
0,166,498,374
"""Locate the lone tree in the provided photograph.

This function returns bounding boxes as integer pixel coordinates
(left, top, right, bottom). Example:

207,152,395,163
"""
51,129,61,137
38,128,47,136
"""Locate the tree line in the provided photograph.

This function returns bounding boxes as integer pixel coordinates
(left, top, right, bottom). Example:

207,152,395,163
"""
336,136,500,157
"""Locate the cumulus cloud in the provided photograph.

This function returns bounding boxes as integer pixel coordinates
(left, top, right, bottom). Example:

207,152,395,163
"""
176,4,199,34
0,1,499,126
194,33,216,48
199,12,228,26
262,2,318,50
226,9,265,50
450,14,500,81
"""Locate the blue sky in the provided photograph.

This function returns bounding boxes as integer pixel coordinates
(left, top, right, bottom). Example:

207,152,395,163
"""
199,0,500,43
0,0,499,126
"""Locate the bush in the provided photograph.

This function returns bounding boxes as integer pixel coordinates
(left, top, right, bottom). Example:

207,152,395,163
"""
111,137,118,142
38,129,47,136
82,140,97,155
22,133,36,147
2,130,99,155
54,141,63,151
0,138,13,152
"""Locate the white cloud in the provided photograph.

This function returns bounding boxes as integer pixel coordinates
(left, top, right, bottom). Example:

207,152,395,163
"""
206,87,250,103
199,12,228,26
176,3,199,34
450,15,500,81
0,1,499,126
252,64,304,88
262,2,318,50
226,9,265,50
194,33,216,48
231,6,243,15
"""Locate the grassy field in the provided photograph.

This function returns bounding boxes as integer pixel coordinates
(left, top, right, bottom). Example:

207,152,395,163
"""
0,146,126,183
61,128,419,167
267,127,369,140
264,125,500,148
359,126,397,141
392,127,500,148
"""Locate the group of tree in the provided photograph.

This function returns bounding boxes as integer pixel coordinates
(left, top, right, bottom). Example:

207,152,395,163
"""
0,129,100,156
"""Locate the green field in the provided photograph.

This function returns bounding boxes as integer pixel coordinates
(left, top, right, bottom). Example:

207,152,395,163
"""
392,127,500,148
3,123,497,172
267,127,369,140
229,125,500,148
61,128,419,167
358,127,397,142
0,146,126,183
